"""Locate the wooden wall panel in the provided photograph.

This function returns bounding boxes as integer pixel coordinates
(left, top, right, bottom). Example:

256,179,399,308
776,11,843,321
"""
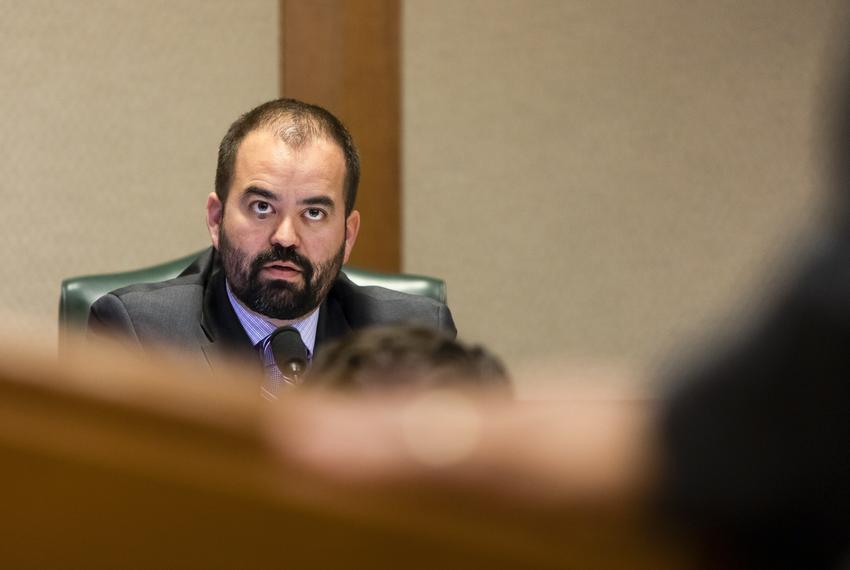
281,0,401,272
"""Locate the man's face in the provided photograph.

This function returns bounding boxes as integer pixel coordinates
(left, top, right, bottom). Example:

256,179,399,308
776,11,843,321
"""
206,129,360,322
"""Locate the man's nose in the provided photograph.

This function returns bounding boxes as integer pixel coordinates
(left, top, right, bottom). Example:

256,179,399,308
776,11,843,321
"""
271,216,300,249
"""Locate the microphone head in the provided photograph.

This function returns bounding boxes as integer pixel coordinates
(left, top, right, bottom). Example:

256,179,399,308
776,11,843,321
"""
269,326,308,378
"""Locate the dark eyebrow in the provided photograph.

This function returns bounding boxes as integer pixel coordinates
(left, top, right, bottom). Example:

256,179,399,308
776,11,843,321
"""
300,196,335,209
243,186,276,200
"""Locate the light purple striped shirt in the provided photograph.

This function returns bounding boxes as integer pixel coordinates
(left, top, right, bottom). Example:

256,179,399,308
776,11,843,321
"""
225,281,318,395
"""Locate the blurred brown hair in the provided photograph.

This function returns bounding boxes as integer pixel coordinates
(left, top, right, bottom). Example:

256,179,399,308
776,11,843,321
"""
307,324,511,396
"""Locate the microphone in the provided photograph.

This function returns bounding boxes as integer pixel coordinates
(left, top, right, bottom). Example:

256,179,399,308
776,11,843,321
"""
269,326,309,384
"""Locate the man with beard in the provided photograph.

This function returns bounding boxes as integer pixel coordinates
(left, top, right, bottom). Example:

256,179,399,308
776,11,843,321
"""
88,98,456,393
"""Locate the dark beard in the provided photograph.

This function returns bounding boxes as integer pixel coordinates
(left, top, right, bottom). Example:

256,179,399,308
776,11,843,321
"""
218,229,345,320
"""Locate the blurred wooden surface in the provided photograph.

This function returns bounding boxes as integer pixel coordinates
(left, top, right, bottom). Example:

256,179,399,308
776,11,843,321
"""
0,335,688,568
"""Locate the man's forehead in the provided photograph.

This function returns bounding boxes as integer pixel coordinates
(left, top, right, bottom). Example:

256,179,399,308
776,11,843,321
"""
236,127,343,163
230,129,346,197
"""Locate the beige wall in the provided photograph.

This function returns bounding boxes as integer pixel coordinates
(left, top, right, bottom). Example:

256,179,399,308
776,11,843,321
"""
3,0,844,390
0,0,278,341
402,0,843,385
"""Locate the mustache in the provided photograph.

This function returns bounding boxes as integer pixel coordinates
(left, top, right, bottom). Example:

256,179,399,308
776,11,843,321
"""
250,245,313,275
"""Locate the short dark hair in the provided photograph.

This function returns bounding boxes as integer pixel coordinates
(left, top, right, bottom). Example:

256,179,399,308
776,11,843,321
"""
307,324,512,395
215,98,360,215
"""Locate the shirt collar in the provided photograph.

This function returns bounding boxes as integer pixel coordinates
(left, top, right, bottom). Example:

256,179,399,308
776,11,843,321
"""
225,280,319,358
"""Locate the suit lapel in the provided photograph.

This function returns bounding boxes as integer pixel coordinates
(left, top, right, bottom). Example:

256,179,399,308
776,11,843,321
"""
314,280,352,354
199,256,258,371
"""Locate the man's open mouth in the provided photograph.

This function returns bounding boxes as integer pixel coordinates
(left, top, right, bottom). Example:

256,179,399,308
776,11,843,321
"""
263,262,302,275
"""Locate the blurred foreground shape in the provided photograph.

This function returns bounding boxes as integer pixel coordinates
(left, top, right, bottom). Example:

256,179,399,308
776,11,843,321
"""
0,333,687,569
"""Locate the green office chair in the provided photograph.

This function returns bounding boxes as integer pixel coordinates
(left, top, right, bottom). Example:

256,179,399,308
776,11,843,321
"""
59,249,446,345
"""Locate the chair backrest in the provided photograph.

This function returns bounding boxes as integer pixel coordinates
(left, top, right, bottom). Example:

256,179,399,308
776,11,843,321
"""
59,249,447,333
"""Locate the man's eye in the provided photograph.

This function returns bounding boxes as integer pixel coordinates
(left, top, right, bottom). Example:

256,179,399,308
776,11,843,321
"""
304,208,326,221
251,201,274,216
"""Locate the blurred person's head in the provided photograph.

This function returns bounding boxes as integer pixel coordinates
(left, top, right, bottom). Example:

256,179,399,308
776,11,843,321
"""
307,324,511,396
205,98,361,323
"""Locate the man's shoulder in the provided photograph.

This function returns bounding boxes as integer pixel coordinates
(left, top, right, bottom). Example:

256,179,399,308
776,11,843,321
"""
97,273,206,310
329,273,456,334
92,248,215,314
88,272,209,342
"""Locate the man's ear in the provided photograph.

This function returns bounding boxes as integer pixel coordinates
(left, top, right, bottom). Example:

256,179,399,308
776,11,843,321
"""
343,210,361,264
206,192,223,250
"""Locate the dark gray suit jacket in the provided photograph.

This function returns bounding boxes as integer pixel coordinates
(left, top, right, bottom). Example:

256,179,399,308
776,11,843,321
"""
88,248,457,370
